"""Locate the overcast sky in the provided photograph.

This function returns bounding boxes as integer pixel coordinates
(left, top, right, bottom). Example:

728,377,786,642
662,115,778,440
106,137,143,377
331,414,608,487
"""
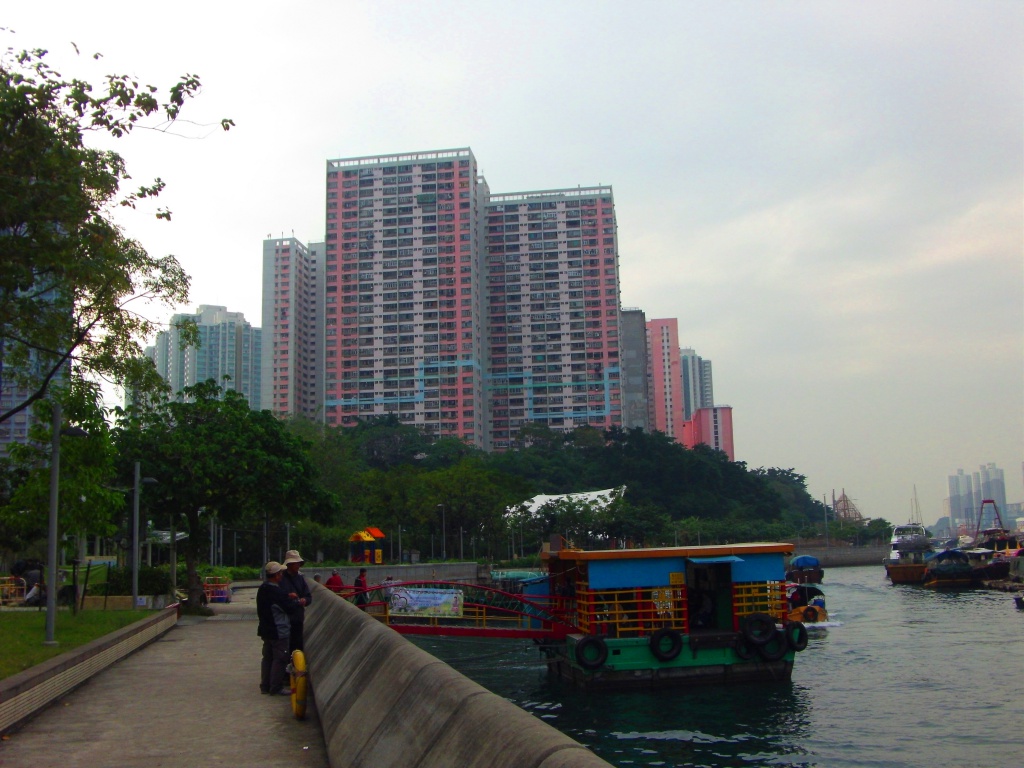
7,1,1022,527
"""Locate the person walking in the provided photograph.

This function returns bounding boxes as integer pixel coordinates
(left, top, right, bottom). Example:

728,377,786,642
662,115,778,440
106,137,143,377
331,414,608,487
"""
354,567,369,608
280,550,312,653
256,562,297,695
325,569,344,594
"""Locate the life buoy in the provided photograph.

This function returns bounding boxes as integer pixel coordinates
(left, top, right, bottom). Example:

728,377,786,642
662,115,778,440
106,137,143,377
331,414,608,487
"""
785,621,808,652
742,613,777,646
289,650,308,720
802,607,817,623
649,628,683,662
574,635,609,671
757,628,790,661
733,636,756,661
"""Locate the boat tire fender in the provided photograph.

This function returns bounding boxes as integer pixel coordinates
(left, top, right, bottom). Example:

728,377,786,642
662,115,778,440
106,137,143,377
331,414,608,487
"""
757,628,790,662
574,635,608,671
785,621,809,652
742,613,777,646
802,607,817,623
733,635,757,661
648,628,683,662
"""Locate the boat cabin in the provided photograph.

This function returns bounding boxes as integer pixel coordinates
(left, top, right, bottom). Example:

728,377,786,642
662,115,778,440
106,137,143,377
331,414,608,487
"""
543,541,792,637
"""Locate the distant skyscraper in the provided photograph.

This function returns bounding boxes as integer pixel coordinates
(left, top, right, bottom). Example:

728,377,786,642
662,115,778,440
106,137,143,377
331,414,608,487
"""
645,318,685,443
946,464,1007,533
619,308,650,432
946,469,975,535
680,347,713,420
148,305,262,409
485,185,622,447
261,238,324,419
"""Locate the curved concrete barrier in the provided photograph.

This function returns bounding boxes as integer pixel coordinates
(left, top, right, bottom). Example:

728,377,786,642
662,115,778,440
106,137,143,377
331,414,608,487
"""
304,583,611,768
0,605,178,735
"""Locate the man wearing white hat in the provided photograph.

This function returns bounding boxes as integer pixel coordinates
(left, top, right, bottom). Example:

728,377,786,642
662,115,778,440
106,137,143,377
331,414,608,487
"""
280,550,313,653
256,562,297,695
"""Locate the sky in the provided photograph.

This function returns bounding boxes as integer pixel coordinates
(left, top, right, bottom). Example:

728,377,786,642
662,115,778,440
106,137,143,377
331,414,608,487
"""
5,1,1022,528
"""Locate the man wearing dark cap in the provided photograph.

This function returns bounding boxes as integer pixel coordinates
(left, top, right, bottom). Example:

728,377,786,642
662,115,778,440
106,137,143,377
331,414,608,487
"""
256,562,297,695
280,550,313,653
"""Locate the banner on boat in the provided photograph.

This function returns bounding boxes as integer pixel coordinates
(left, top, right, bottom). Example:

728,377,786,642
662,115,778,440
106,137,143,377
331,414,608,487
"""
390,587,464,617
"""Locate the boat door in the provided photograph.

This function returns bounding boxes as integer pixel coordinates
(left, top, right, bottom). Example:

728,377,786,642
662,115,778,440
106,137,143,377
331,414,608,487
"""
686,560,734,630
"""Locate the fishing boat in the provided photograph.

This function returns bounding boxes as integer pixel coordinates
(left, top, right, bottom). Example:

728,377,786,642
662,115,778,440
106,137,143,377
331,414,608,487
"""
922,549,973,588
786,583,829,623
884,522,933,584
536,540,808,690
965,501,1020,580
786,554,824,584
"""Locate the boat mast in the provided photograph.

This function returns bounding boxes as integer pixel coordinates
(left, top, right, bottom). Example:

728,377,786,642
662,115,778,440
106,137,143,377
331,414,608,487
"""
910,485,923,526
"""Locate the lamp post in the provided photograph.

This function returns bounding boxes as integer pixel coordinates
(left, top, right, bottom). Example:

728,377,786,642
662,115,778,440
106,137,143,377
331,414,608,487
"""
131,462,158,610
437,504,446,561
44,402,63,647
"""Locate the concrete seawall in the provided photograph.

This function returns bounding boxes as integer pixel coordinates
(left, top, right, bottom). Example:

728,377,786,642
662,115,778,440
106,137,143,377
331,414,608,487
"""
792,545,889,568
304,583,612,768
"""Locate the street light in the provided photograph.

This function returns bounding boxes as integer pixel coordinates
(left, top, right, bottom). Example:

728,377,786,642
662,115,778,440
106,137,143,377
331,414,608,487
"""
437,504,446,561
45,401,88,646
131,461,158,610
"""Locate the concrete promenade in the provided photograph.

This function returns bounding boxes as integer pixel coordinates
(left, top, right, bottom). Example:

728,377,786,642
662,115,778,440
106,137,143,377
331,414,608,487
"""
0,589,329,768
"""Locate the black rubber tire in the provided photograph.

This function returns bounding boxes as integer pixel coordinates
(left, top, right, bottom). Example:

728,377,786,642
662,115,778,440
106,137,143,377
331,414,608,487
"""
574,635,609,671
785,621,809,652
802,607,817,622
649,628,683,662
742,613,777,646
758,628,790,661
733,635,757,661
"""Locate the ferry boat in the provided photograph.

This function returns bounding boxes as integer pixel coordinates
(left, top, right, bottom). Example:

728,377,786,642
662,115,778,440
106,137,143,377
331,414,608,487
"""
884,523,932,584
535,540,807,690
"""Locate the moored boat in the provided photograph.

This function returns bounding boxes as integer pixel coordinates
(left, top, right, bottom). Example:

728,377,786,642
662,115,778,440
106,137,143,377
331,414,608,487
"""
922,549,973,588
786,554,824,584
539,540,808,690
884,522,933,584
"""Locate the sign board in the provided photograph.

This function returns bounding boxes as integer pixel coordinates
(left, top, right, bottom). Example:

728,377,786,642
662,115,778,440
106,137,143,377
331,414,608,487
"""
389,587,463,618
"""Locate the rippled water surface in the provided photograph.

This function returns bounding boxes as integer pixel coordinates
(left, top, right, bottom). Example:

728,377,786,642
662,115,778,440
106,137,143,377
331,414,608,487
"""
410,565,1022,767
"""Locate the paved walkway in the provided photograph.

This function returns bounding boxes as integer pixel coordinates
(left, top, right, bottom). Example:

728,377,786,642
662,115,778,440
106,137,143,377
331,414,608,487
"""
0,587,329,768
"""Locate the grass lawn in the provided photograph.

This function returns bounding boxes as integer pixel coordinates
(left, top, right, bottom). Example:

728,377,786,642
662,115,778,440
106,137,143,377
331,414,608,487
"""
0,610,155,680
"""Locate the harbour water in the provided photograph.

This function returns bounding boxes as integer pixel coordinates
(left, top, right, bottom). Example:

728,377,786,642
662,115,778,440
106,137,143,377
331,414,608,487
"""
411,564,1022,767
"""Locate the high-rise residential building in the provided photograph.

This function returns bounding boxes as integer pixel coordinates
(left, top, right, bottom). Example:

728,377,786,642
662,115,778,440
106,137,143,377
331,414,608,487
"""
948,463,1009,531
148,305,262,409
485,186,622,448
680,347,713,420
261,238,324,419
645,318,685,443
319,149,488,447
257,147,711,455
619,308,650,432
684,405,735,460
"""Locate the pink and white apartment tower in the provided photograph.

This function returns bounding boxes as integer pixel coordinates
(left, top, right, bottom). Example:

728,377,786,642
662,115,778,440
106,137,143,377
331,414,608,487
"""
683,405,735,461
645,318,686,444
485,187,622,448
320,149,488,449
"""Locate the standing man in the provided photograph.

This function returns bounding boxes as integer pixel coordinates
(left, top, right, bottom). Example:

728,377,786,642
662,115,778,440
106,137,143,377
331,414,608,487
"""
280,550,312,653
354,567,369,608
256,562,297,695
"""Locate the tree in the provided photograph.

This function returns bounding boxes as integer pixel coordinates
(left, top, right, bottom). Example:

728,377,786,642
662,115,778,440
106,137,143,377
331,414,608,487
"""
0,44,232,424
113,381,334,605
